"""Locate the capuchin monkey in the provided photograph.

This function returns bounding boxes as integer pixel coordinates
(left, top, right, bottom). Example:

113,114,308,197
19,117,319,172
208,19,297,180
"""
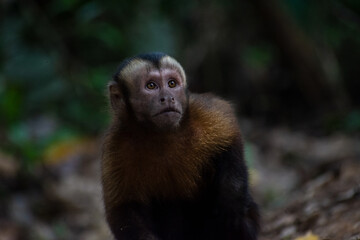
101,52,259,240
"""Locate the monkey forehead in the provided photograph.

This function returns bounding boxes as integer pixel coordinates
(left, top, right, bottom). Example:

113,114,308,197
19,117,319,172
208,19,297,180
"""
118,59,152,85
118,56,187,87
159,56,187,85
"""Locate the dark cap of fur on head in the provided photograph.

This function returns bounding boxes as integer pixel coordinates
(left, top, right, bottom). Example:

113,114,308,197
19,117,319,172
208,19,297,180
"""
113,52,167,81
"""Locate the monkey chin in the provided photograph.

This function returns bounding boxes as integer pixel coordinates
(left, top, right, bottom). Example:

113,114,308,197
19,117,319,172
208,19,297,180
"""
152,112,182,132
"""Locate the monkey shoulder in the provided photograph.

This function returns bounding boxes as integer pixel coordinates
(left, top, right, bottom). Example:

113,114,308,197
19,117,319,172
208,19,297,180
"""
187,93,241,152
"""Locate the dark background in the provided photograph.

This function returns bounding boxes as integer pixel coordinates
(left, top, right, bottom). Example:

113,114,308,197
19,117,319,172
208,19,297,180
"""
1,0,360,239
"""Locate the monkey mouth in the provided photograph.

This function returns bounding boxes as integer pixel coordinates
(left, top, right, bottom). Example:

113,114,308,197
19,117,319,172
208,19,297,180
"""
154,107,181,116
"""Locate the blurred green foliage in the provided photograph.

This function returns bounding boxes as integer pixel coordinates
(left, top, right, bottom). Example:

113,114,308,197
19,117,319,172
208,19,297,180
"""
1,0,360,167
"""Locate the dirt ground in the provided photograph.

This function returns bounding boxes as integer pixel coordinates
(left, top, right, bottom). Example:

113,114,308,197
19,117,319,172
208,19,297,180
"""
260,161,360,240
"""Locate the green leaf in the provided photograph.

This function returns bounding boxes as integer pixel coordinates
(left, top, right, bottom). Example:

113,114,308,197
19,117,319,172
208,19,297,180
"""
345,110,360,132
130,17,179,55
0,85,23,123
50,0,81,13
242,44,274,70
76,1,103,23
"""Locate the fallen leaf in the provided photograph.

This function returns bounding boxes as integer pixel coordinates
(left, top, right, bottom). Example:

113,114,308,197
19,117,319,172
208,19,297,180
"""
0,151,19,177
43,137,94,165
294,232,320,240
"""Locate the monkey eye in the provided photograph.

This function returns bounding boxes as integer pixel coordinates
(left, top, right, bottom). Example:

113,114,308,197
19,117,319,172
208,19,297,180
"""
146,82,157,90
168,79,177,88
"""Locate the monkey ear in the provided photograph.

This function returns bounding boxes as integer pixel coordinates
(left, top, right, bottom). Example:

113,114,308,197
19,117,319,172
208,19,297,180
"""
108,81,123,109
108,81,121,97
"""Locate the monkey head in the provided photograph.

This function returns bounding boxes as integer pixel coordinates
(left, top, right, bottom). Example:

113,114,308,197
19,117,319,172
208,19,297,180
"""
109,53,188,131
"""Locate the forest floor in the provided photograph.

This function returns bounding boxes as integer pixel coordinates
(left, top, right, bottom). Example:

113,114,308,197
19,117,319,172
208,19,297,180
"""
259,160,360,240
0,124,359,240
248,124,360,240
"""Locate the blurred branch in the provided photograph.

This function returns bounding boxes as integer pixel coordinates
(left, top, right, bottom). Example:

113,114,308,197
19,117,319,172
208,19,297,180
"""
20,0,85,78
331,0,360,29
20,1,68,56
252,0,346,112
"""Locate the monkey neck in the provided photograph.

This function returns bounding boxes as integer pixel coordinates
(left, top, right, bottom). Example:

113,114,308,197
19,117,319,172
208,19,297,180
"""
117,108,190,137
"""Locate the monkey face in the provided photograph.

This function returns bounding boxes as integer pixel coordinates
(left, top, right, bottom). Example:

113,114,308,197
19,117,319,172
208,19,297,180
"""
128,67,187,131
110,53,189,132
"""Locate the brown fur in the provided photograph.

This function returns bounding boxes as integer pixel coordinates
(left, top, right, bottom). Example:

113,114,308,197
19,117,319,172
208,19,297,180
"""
101,93,240,210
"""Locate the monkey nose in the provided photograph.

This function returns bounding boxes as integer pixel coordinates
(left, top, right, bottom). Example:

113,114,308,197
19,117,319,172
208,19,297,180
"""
160,96,175,103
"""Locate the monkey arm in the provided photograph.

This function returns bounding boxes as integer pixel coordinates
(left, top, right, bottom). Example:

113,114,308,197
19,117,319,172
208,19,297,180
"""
213,135,260,240
106,202,159,240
